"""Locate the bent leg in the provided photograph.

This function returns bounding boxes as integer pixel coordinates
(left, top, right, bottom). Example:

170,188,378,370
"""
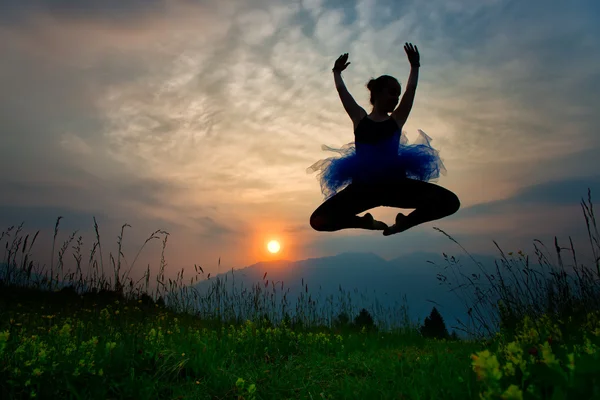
310,184,388,232
379,179,460,235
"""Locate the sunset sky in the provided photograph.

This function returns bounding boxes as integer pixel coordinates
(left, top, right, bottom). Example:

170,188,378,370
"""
1,0,599,282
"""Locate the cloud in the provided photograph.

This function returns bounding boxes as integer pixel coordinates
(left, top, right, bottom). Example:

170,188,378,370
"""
457,176,600,218
193,216,236,237
0,0,166,24
0,205,109,233
1,0,599,273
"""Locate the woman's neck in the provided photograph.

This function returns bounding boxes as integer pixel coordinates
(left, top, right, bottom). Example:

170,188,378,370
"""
368,109,391,121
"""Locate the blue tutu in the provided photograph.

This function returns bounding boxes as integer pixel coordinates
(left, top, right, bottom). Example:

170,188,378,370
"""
307,129,447,200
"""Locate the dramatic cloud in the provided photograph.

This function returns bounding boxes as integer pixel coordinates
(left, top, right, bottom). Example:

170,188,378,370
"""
1,0,598,276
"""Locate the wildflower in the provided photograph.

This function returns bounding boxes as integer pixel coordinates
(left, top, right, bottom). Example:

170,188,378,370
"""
0,330,9,355
471,350,502,381
540,342,558,366
583,337,597,355
567,353,575,371
501,384,523,400
503,362,516,376
248,384,256,394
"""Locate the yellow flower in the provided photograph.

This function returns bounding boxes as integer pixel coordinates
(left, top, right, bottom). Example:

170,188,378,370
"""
59,323,72,336
502,384,523,400
503,362,516,376
540,342,558,366
583,337,597,355
567,353,575,371
471,350,502,382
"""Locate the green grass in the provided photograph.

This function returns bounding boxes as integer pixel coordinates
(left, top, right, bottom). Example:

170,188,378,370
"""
1,189,600,399
0,293,486,399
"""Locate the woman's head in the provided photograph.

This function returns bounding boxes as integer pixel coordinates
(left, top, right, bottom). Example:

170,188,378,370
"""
366,75,401,112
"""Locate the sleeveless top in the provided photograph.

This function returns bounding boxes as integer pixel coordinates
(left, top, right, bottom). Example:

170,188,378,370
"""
354,116,401,160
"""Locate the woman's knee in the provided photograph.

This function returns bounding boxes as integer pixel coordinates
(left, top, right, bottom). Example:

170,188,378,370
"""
445,191,461,215
310,212,329,231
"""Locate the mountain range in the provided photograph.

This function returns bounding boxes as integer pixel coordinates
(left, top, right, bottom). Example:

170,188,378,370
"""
186,251,505,337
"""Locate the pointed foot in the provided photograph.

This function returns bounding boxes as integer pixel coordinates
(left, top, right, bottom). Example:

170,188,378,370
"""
383,213,409,236
363,213,388,231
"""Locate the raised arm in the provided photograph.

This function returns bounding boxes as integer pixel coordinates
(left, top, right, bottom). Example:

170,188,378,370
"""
332,53,366,126
392,43,420,126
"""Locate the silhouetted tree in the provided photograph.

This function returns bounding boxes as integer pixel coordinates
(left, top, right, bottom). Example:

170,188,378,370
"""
420,307,449,339
333,311,351,329
353,308,377,332
450,330,459,341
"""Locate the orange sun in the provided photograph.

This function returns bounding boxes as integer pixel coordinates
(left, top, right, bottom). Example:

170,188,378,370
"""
267,240,281,254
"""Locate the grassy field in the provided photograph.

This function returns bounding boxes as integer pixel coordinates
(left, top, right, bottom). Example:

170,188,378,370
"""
1,190,600,399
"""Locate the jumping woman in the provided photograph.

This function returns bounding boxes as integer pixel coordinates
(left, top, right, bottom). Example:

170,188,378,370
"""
308,43,460,236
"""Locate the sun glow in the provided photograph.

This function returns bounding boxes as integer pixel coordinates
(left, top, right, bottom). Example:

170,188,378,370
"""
267,240,281,254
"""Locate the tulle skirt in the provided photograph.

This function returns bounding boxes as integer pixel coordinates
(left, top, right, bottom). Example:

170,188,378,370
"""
307,130,447,200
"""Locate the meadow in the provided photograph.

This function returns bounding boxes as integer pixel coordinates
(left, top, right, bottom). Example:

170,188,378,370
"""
1,189,600,399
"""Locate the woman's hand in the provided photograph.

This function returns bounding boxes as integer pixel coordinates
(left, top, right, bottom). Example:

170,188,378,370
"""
333,53,351,72
404,43,420,67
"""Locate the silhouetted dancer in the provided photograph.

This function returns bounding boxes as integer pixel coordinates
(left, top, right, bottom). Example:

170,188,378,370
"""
308,43,460,236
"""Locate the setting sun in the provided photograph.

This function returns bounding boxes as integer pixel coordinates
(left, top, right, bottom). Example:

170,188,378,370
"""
267,240,281,254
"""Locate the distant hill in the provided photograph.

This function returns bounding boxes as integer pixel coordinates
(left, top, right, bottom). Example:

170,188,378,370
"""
184,251,503,336
0,250,517,337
